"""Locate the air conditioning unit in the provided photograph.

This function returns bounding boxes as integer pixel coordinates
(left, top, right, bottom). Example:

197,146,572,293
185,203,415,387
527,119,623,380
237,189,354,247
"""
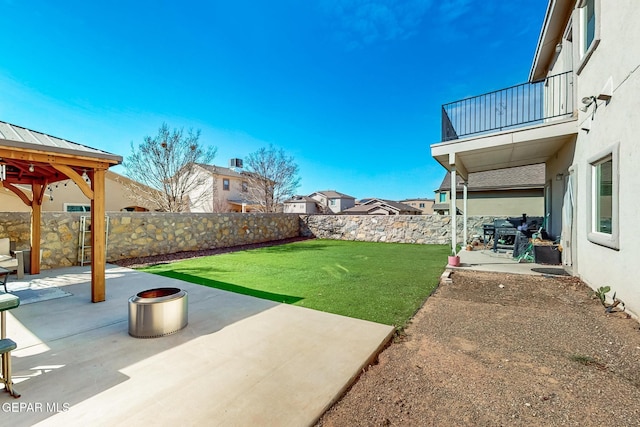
229,158,243,168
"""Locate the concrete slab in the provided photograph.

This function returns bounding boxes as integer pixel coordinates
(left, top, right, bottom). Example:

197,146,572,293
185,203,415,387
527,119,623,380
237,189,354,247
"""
0,265,394,426
453,248,569,276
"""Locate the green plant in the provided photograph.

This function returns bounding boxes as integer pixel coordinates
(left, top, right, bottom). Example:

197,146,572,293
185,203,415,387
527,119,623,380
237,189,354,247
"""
591,286,611,306
590,286,625,313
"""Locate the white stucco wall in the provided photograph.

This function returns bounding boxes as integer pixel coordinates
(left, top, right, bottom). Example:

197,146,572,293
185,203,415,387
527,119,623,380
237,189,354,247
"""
567,0,640,316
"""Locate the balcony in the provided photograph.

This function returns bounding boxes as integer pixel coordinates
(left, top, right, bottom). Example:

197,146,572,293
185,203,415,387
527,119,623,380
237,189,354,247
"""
442,71,574,142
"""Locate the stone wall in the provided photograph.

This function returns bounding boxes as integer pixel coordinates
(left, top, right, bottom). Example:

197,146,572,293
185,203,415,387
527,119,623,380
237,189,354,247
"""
0,211,505,270
300,215,500,245
0,212,300,269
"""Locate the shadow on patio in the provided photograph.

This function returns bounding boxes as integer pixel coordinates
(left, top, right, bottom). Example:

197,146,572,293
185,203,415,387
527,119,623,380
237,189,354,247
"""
453,248,569,277
1,265,393,427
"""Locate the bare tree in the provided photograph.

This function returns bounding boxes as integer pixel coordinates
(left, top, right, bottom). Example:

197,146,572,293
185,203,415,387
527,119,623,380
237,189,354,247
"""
244,145,300,212
123,123,217,212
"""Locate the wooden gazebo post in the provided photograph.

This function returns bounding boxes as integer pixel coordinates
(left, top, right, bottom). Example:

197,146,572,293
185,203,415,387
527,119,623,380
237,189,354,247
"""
90,169,106,302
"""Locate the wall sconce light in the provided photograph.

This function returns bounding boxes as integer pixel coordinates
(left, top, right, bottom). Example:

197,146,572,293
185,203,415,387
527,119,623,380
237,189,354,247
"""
28,164,35,173
579,96,597,112
556,173,564,181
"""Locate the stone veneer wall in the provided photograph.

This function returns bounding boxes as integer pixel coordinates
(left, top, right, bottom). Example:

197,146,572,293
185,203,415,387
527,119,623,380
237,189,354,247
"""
0,212,502,270
300,215,499,245
0,212,300,269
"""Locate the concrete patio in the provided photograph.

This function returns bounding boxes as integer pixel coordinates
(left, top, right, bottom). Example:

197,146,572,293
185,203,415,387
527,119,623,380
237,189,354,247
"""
0,265,394,426
453,247,569,276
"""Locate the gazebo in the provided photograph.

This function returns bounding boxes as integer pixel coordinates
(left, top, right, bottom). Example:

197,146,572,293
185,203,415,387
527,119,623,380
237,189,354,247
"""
0,121,122,302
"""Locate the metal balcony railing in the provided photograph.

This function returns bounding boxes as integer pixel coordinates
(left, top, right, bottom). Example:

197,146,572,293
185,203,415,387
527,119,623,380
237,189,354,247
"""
441,71,574,141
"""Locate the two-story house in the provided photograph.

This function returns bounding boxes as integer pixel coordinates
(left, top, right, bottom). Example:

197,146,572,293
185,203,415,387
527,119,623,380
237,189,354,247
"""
189,162,256,213
431,1,640,315
309,190,356,214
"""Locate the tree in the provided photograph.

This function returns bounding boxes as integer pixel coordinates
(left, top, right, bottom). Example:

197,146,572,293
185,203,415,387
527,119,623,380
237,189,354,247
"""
244,145,300,213
123,123,217,212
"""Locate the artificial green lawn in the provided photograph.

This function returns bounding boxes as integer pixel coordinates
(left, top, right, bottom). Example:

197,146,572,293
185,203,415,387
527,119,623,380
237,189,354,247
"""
141,239,450,327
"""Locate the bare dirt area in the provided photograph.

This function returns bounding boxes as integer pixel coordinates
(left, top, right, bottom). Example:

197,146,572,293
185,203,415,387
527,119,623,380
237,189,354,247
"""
317,270,640,426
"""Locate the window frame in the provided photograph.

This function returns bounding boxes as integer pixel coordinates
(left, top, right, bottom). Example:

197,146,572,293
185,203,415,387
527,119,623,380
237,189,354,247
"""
64,203,91,212
587,143,619,250
223,178,230,191
241,181,248,193
576,0,600,75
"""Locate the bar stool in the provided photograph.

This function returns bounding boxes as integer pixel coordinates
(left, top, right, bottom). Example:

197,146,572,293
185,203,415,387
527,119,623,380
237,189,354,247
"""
0,293,20,398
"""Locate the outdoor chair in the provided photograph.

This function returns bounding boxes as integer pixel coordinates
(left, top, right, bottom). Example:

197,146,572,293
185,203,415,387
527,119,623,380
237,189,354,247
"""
0,238,24,288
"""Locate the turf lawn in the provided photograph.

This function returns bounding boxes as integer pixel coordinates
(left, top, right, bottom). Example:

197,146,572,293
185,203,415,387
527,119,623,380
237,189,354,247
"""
141,239,450,327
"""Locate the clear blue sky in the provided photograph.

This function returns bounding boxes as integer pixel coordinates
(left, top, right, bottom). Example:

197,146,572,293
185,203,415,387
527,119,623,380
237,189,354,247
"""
0,0,547,201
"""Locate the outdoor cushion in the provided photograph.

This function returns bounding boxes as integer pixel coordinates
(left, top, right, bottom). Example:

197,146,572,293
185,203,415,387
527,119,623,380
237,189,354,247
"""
0,338,17,354
0,293,20,311
0,238,9,256
0,254,12,262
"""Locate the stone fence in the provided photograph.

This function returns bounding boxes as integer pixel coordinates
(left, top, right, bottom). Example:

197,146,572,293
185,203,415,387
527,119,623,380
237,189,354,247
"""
0,212,500,270
0,212,300,270
300,214,499,245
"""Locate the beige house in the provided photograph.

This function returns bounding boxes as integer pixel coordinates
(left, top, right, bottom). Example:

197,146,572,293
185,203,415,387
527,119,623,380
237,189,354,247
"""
283,196,320,214
433,164,545,216
399,198,435,215
0,170,158,212
431,1,640,315
188,163,257,213
309,190,356,214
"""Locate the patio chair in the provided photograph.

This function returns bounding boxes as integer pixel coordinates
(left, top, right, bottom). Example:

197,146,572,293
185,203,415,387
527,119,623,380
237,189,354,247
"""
0,238,25,289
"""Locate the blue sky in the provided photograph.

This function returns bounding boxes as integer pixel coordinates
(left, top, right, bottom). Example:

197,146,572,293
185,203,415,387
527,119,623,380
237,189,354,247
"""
0,0,547,200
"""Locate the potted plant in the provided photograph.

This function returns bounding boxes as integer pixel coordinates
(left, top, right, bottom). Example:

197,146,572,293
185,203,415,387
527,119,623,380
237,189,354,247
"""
448,246,461,267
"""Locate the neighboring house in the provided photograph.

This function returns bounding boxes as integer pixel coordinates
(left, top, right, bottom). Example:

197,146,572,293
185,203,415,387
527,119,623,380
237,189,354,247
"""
309,190,356,214
433,164,545,216
431,1,640,314
399,198,435,215
0,170,159,212
344,198,422,215
283,196,320,214
189,162,257,213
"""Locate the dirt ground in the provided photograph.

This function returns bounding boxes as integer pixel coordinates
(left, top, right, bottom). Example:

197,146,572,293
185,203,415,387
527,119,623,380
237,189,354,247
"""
316,270,640,426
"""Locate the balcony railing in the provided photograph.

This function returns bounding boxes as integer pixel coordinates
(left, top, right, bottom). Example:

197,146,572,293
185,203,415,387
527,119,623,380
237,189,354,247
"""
441,71,574,141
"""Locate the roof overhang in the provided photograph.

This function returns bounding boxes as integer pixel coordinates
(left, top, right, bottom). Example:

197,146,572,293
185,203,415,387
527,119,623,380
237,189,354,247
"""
529,0,575,81
430,118,578,180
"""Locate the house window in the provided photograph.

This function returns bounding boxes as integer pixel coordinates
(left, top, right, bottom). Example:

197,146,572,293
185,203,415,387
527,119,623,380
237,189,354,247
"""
242,181,248,192
588,143,619,249
419,203,425,208
582,0,595,53
223,179,230,191
439,193,446,203
330,199,336,206
577,0,600,74
65,204,91,212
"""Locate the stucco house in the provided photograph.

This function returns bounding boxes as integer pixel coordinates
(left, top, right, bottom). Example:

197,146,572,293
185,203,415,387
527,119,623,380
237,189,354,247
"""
188,162,259,213
398,198,435,214
431,1,640,315
0,169,159,212
309,190,356,214
344,198,422,215
433,164,545,216
283,196,320,214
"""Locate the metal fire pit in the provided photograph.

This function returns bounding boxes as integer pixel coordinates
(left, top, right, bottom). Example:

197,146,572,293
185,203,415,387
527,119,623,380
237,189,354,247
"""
128,287,188,338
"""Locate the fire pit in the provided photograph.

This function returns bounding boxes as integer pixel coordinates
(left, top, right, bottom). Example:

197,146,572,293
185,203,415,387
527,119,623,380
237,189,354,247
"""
128,287,188,338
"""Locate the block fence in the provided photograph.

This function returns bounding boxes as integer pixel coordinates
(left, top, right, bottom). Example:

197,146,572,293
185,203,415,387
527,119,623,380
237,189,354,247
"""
0,212,500,270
